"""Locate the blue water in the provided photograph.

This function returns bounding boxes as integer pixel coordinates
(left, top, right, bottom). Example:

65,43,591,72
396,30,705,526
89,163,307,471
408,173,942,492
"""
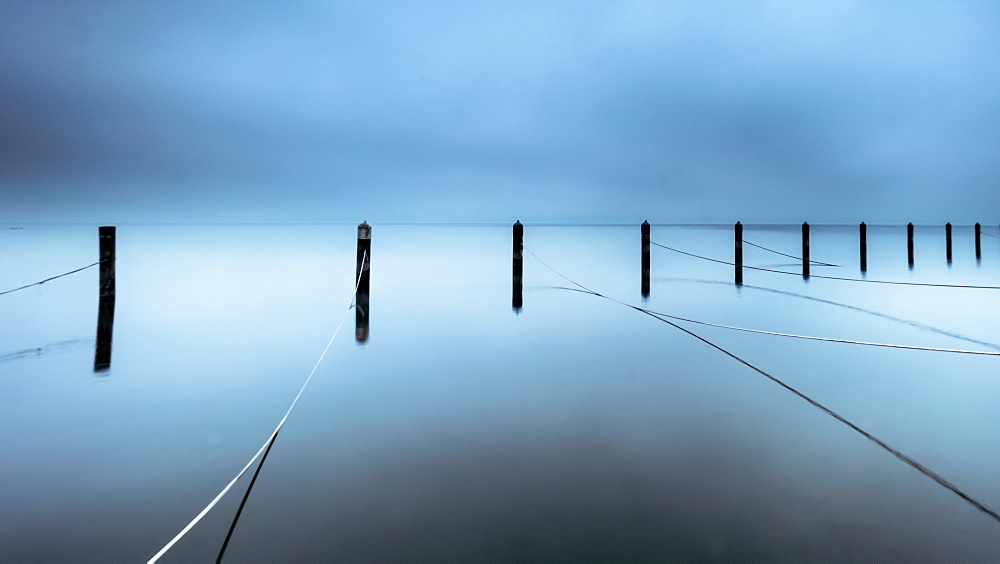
1,223,998,561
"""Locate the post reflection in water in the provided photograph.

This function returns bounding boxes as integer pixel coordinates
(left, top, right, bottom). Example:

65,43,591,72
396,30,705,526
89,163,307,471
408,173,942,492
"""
355,290,370,344
356,222,371,344
975,223,982,264
512,220,523,313
859,222,867,273
94,297,115,372
94,226,116,373
735,221,744,286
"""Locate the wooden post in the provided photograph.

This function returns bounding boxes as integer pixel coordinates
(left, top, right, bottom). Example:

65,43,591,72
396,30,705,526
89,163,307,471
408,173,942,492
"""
512,220,523,312
734,221,743,286
355,222,371,344
859,222,867,273
641,220,650,299
907,222,914,269
801,222,810,280
975,222,982,261
94,226,116,372
945,222,953,265
99,226,115,298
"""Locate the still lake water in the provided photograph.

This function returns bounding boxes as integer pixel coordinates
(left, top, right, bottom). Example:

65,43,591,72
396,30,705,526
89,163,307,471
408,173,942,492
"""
1,223,998,562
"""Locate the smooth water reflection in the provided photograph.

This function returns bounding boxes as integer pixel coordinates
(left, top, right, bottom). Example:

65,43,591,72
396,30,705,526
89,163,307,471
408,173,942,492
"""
1,223,998,561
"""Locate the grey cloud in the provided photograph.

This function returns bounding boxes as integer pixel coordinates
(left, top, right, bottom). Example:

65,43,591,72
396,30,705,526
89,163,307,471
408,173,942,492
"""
1,0,998,223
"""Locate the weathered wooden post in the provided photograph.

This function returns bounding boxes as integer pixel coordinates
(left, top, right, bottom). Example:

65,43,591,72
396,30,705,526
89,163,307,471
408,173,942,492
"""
945,222,953,265
512,220,523,312
859,222,867,273
975,223,982,261
801,222,810,280
94,226,116,372
641,220,650,299
98,226,116,298
734,221,743,286
907,222,915,268
355,222,371,344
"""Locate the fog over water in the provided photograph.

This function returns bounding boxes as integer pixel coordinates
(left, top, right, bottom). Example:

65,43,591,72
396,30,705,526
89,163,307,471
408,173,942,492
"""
1,224,999,561
2,1,999,559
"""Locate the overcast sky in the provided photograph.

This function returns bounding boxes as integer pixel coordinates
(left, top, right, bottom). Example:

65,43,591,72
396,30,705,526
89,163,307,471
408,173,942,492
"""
2,1,997,224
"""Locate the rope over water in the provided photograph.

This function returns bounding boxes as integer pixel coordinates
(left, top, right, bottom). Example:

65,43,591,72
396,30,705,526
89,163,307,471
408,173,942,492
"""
638,309,999,356
0,260,107,297
524,246,1000,525
543,285,998,356
651,277,1000,352
652,241,1000,289
743,239,839,267
147,251,367,563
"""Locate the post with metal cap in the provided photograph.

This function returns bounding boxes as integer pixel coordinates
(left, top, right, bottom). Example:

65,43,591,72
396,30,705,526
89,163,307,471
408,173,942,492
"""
355,221,371,344
975,223,982,262
907,222,915,269
801,222,810,280
512,221,523,312
945,222,953,265
641,220,650,299
859,221,867,273
94,226,116,372
734,221,743,286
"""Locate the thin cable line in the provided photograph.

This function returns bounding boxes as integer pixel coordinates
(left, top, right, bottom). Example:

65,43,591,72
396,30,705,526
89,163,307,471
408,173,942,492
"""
0,260,104,297
651,241,1000,289
653,277,1000,352
147,251,367,563
0,338,93,363
743,239,839,267
637,309,1000,525
539,285,998,356
640,309,999,356
525,246,1000,525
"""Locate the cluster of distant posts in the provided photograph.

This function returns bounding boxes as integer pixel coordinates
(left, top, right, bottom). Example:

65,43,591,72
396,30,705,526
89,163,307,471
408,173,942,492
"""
510,220,993,310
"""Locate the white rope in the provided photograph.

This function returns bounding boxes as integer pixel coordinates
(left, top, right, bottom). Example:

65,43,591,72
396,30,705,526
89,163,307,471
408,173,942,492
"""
148,251,366,563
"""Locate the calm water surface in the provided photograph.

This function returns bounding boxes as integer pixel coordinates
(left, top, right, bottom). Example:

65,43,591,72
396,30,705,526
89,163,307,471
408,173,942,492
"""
1,224,998,561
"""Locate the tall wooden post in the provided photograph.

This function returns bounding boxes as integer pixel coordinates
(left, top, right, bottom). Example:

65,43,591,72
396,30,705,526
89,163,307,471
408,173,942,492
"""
801,222,810,280
945,222,953,265
641,220,650,299
94,226,116,372
512,221,523,312
907,222,915,269
98,226,116,298
975,223,982,262
734,221,743,286
859,222,867,273
355,222,371,344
